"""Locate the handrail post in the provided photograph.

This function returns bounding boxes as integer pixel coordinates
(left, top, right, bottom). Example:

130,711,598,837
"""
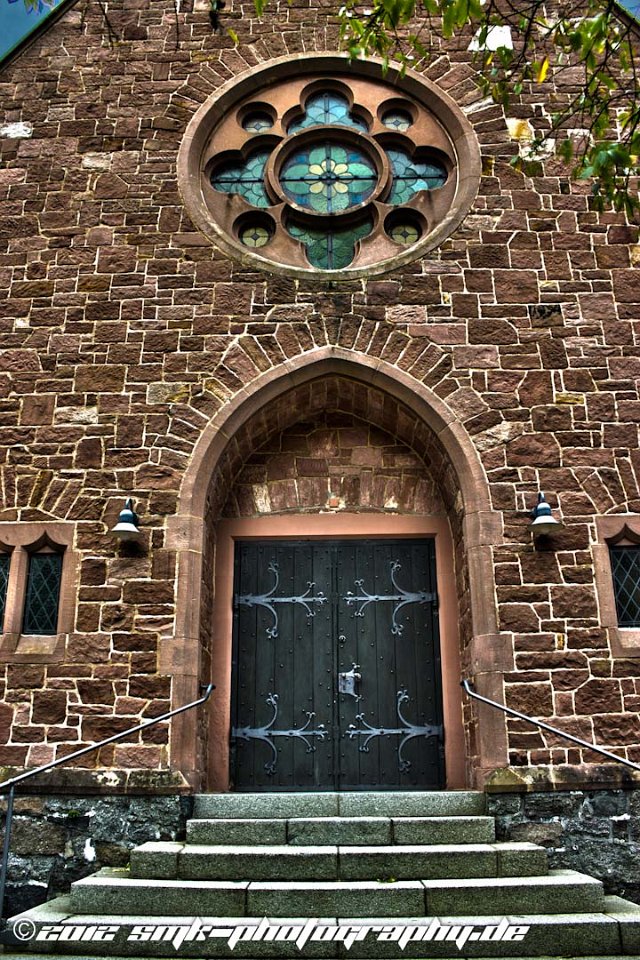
0,785,15,924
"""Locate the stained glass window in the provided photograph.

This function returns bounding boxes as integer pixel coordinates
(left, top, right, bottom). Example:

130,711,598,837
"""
389,222,421,245
611,546,640,627
240,223,272,248
288,93,368,133
0,554,9,630
280,144,377,214
382,110,413,131
211,151,271,208
387,149,447,204
243,113,273,133
288,216,373,269
199,73,463,273
22,552,62,635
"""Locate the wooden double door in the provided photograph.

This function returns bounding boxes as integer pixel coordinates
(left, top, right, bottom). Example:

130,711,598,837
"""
230,538,445,791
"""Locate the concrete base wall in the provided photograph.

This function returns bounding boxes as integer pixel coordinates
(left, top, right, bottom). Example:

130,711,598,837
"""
3,794,193,916
488,788,640,905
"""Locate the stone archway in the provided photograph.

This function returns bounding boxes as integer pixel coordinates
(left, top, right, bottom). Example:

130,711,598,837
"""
165,348,510,790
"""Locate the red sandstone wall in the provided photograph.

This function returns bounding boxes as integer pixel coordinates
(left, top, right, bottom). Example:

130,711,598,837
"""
1,0,640,784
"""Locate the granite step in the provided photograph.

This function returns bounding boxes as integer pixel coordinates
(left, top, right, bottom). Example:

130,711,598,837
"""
6,894,640,957
192,791,486,821
186,816,496,846
129,841,548,882
70,868,603,918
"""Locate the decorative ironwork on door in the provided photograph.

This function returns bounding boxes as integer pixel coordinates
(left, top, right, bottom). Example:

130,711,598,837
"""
232,692,328,775
230,539,444,791
343,560,437,636
236,560,328,639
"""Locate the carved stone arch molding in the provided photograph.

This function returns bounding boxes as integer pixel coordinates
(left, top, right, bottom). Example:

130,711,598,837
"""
165,349,510,789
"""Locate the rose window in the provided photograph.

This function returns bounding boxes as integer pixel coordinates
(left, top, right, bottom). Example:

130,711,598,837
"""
179,58,481,276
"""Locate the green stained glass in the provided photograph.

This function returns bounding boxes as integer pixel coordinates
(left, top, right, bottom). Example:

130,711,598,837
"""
287,215,373,269
280,143,377,214
387,149,447,203
211,151,271,208
240,224,271,248
389,222,420,245
22,552,62,635
0,554,9,630
288,93,368,133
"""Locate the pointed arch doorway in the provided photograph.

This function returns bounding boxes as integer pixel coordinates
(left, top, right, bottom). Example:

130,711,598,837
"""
165,350,508,793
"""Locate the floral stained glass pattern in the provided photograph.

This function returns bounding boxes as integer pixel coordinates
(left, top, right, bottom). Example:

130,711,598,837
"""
0,554,9,630
280,144,377,214
203,77,457,271
210,152,271,208
387,149,447,204
288,216,373,269
288,93,368,133
22,552,62,635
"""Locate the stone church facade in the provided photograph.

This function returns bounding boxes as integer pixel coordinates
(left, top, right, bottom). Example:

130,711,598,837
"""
2,0,640,909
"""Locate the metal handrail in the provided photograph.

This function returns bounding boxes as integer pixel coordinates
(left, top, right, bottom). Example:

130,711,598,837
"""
0,682,214,922
461,678,640,773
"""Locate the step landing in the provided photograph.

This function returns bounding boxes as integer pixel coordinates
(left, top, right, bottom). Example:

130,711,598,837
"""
192,792,486,820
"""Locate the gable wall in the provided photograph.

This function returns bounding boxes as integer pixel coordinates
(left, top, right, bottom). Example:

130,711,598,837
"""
1,0,640,786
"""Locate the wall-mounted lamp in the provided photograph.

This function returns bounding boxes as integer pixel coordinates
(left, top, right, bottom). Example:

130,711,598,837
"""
111,497,141,542
530,491,563,537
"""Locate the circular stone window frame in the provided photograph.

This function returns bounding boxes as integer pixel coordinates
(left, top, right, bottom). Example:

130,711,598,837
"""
178,53,482,280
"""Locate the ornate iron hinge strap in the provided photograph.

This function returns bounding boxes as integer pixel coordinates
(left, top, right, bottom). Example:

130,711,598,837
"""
235,561,328,638
346,688,443,773
232,693,328,775
343,560,437,635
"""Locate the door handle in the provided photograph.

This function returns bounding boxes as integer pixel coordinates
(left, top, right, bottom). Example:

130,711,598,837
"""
338,663,361,699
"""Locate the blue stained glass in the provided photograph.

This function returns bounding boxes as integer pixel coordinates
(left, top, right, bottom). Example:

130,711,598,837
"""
280,143,377,214
243,113,273,132
0,554,9,630
387,149,447,203
382,110,412,131
211,151,271,208
287,215,373,269
288,93,368,133
22,552,62,635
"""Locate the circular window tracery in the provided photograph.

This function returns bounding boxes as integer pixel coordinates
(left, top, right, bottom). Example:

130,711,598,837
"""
179,56,482,277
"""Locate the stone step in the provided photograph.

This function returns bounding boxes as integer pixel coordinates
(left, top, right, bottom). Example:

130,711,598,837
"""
130,841,548,882
186,816,496,846
6,894,640,957
0,956,633,960
192,791,486,821
71,869,600,918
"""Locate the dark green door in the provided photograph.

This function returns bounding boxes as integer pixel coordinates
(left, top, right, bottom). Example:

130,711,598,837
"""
230,539,444,791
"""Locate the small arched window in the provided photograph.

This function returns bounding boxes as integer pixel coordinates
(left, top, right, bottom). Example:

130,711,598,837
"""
607,526,640,629
0,544,11,632
22,537,65,636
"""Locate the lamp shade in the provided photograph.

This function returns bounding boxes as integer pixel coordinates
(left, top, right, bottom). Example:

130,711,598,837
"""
530,492,563,536
111,498,141,541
